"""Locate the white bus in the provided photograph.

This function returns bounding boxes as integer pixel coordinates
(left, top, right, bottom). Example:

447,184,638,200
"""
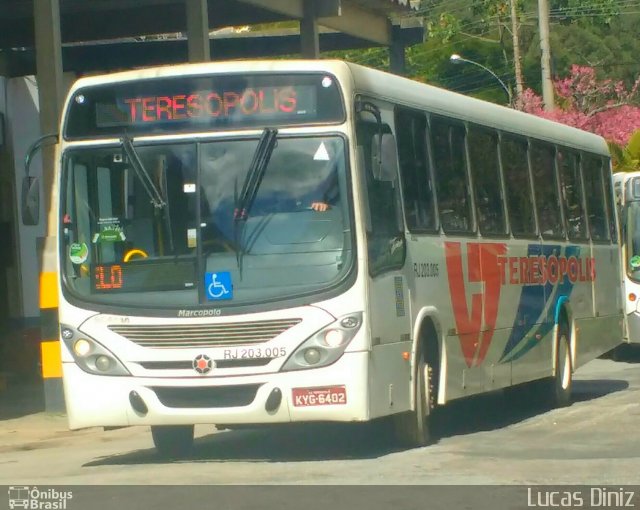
613,171,640,348
41,60,623,456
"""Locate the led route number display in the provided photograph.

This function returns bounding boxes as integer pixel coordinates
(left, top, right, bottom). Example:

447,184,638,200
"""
94,264,123,291
92,261,196,294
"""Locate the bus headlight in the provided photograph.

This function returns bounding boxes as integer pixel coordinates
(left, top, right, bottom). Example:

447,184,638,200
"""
73,339,91,357
281,312,362,372
60,324,130,376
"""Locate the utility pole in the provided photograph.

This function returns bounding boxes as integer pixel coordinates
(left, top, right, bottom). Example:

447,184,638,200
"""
537,0,555,110
509,0,524,106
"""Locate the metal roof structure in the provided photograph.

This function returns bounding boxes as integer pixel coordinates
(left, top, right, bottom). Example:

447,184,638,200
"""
0,0,423,77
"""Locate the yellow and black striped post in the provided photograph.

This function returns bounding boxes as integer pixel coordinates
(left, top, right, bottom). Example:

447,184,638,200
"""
35,0,65,413
39,238,64,413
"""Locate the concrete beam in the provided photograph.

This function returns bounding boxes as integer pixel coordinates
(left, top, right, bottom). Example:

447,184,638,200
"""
186,0,210,62
319,2,390,46
300,0,319,58
241,0,390,45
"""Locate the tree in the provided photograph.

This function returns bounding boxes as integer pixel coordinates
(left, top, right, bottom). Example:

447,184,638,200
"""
521,65,640,146
609,130,640,173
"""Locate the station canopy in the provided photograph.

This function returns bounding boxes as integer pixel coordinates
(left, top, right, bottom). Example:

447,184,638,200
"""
0,0,424,77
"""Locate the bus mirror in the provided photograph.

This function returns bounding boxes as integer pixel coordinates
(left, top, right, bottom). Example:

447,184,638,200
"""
21,176,40,226
371,133,398,182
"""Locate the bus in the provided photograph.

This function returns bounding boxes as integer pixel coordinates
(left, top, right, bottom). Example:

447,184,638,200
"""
37,60,623,456
613,170,640,348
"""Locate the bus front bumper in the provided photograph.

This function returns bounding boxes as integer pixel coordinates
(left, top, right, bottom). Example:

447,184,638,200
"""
62,351,369,429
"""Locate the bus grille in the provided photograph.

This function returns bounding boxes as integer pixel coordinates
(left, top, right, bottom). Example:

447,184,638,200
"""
108,318,301,348
150,384,262,408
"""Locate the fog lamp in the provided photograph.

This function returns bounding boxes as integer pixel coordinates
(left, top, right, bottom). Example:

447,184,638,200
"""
303,348,322,365
95,355,112,372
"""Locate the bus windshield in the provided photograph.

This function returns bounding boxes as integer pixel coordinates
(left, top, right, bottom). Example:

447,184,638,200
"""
625,200,640,282
60,135,353,310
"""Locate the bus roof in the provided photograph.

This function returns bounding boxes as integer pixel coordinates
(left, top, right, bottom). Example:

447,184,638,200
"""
67,59,610,156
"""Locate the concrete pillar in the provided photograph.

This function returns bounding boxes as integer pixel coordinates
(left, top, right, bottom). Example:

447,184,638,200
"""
34,0,65,413
300,0,320,59
186,0,210,62
389,25,406,76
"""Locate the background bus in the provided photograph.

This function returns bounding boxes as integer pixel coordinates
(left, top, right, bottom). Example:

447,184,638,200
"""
39,60,623,457
613,170,640,349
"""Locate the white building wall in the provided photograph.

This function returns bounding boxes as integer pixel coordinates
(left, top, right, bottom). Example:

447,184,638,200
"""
0,76,23,321
7,76,45,320
3,74,76,320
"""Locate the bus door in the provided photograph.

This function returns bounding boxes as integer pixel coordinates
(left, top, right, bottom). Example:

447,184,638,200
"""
356,104,412,417
500,136,547,384
582,155,622,361
556,149,594,353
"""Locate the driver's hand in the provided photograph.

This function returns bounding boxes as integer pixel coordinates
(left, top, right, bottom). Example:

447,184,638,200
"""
310,201,330,212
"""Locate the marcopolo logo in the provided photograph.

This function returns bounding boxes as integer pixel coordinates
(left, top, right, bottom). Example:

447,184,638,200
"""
8,487,73,510
177,308,222,317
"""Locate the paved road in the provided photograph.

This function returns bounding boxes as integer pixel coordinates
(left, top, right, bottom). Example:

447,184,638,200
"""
1,352,640,486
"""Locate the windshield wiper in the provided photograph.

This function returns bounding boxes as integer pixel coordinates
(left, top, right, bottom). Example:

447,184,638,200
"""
121,133,166,209
234,128,278,221
233,128,278,276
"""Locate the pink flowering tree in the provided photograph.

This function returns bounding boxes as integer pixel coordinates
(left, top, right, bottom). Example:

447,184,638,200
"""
520,65,640,147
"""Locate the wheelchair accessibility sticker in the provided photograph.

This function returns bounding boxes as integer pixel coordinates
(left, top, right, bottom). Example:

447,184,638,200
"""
205,271,233,301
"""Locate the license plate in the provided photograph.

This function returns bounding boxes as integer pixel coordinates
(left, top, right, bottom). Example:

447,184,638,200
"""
292,386,347,407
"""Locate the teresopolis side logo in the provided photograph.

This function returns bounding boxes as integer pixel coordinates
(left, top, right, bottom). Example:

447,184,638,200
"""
444,242,596,368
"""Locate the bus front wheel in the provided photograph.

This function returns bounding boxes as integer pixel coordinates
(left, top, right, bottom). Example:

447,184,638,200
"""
151,425,195,458
393,344,434,447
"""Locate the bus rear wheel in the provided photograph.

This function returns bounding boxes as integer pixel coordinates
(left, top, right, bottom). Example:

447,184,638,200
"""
394,345,434,447
547,324,573,408
151,425,194,458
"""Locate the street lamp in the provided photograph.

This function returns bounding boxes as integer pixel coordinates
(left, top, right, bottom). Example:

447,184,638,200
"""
449,53,512,105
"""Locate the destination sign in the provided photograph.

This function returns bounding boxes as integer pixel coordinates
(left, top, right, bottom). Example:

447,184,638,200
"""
65,73,344,138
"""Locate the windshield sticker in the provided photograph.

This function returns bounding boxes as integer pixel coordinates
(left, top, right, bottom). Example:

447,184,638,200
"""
69,242,89,264
184,183,196,193
313,142,330,161
205,271,233,301
92,225,126,243
630,255,640,268
187,228,197,248
93,218,125,243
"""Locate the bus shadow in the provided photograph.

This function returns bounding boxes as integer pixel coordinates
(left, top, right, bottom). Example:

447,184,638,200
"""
431,378,629,439
84,420,403,466
84,378,627,466
603,344,640,363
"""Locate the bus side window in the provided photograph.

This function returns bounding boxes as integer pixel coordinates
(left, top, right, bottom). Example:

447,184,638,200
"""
531,142,564,239
431,116,473,234
501,136,536,237
557,149,588,240
394,107,435,232
602,158,618,242
583,154,610,241
467,126,506,236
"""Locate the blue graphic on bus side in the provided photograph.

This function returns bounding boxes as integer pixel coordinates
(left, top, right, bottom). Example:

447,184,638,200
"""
500,244,579,362
205,271,233,301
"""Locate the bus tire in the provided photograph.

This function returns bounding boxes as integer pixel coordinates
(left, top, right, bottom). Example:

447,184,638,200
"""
393,343,434,447
548,323,573,408
151,425,194,458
